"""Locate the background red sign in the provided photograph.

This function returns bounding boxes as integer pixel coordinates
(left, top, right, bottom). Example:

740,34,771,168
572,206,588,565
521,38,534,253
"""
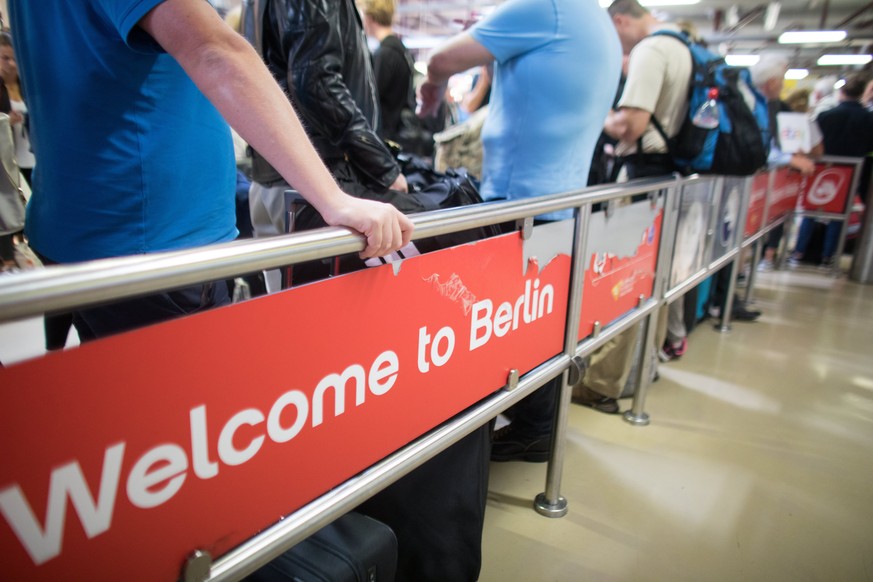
799,163,854,214
0,233,569,581
578,212,662,339
744,172,769,238
767,168,804,223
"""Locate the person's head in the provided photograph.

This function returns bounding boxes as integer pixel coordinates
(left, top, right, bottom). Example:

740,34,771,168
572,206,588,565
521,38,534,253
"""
811,75,837,104
0,32,16,84
676,19,702,44
784,86,811,113
359,0,395,37
750,54,788,100
608,0,655,55
838,73,871,102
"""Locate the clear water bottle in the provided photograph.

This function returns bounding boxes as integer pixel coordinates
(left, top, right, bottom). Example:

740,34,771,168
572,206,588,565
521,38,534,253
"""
692,87,720,129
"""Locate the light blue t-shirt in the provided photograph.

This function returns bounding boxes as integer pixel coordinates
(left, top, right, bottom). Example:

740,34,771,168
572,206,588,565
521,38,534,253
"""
470,0,621,220
10,0,237,263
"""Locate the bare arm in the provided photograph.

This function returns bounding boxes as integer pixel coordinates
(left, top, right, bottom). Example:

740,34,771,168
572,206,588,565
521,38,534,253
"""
603,107,651,145
788,153,816,175
419,33,494,118
138,0,412,257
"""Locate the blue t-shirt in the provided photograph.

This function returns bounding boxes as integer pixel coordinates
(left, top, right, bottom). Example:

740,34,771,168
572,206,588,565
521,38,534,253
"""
10,0,237,263
470,0,621,220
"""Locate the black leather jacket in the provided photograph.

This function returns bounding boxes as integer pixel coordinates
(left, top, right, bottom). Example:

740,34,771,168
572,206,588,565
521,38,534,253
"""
251,0,400,191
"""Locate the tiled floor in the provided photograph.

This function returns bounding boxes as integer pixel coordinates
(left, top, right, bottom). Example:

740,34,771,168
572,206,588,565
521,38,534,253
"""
480,266,873,581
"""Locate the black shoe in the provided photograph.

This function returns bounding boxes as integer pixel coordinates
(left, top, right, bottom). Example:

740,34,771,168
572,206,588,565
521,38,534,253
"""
490,424,550,463
732,303,761,321
575,395,621,414
572,384,621,414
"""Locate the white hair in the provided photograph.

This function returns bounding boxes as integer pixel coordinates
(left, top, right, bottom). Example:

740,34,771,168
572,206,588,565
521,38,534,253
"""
813,75,838,98
750,54,788,88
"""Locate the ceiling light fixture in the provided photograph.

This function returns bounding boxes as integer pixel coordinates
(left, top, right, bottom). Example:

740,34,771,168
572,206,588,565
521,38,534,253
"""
785,69,809,80
763,2,781,31
725,55,760,66
778,30,847,44
599,0,699,6
817,54,873,66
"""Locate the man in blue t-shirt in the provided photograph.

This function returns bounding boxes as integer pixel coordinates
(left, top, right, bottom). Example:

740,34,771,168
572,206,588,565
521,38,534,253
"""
419,0,621,460
421,0,621,221
9,0,412,338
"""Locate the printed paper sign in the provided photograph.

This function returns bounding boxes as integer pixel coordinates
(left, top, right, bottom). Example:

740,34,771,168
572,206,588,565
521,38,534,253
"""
713,178,744,262
776,112,813,154
0,233,570,581
670,182,714,289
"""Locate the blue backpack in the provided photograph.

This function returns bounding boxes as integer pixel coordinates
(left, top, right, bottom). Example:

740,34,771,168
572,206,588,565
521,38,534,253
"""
650,30,770,176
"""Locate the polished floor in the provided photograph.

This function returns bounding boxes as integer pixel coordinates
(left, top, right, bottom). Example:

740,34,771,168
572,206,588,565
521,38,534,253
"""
480,265,873,582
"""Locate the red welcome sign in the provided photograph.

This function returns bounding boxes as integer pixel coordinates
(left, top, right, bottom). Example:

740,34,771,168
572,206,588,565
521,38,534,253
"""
0,233,570,581
744,172,769,238
578,208,662,340
799,163,854,214
767,167,804,223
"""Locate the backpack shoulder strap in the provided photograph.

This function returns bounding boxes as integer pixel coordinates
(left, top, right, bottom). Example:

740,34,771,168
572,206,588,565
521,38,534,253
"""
643,29,693,155
650,29,691,48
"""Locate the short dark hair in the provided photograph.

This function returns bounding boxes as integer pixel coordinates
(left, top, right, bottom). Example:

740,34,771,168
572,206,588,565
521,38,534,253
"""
608,0,649,19
0,32,12,49
841,73,872,100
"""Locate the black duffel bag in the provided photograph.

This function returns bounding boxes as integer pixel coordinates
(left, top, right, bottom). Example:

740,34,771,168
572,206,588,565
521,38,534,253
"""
289,155,502,285
246,511,397,582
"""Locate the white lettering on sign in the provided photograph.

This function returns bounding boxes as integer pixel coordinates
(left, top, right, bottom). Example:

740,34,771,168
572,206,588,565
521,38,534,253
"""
0,443,125,565
417,326,456,373
469,278,555,351
0,351,399,566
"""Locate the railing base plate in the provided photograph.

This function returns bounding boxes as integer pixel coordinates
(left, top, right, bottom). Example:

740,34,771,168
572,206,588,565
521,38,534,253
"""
534,493,568,518
623,410,650,426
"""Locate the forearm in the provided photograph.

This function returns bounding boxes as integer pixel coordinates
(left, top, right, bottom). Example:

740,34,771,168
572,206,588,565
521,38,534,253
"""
420,33,494,117
427,33,493,86
604,107,648,145
140,1,347,217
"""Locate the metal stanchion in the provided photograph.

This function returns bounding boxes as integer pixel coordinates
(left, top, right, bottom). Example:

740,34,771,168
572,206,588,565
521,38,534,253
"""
623,309,657,426
535,204,591,518
624,182,680,426
850,177,873,283
715,257,737,333
743,239,763,305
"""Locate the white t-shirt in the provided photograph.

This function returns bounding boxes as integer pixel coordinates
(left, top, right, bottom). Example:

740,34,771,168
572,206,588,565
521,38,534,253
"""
9,99,35,170
616,25,692,156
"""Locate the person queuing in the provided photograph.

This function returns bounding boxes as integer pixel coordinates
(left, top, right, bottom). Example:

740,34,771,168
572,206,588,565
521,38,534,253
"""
419,0,621,458
9,0,412,339
791,73,873,268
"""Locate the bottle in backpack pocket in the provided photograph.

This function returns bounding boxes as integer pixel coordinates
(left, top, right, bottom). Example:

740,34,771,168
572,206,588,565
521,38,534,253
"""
692,88,720,130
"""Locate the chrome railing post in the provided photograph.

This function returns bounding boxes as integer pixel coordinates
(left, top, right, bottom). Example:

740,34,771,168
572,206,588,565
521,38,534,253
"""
535,203,591,518
625,178,680,426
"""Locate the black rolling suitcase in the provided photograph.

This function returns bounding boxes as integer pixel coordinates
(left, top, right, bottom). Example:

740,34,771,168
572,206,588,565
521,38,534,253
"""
246,511,397,582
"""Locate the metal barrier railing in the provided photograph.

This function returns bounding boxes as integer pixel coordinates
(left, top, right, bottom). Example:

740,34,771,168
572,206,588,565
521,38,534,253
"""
2,159,867,581
0,178,668,322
